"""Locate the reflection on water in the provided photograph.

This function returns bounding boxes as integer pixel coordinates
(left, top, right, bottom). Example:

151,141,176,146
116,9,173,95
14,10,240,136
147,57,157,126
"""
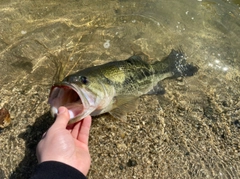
0,0,239,178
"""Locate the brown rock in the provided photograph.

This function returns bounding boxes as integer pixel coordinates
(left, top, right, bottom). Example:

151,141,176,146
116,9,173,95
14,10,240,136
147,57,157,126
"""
0,108,11,129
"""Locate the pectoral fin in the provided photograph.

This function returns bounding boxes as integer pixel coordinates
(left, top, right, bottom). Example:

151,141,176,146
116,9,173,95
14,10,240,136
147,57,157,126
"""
147,82,165,95
109,95,139,120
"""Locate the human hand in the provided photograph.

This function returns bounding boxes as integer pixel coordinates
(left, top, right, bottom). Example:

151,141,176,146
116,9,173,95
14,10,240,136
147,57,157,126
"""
36,106,92,176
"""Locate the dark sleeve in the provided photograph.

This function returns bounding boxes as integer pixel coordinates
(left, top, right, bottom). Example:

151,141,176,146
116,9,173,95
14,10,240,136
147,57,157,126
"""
30,161,87,179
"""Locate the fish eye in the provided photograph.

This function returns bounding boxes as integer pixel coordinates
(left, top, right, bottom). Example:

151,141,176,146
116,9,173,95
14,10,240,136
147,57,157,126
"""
80,76,88,85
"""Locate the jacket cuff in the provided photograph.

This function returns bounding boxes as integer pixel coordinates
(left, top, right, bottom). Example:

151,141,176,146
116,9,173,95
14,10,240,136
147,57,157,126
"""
31,161,87,179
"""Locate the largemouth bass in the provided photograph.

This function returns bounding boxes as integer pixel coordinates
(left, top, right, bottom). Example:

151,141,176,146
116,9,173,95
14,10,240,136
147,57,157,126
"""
48,49,198,124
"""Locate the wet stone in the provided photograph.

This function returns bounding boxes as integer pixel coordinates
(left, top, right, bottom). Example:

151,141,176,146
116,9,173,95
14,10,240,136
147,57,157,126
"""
0,107,11,129
119,163,124,170
233,120,240,129
127,159,137,167
0,168,5,179
222,101,228,107
203,106,217,121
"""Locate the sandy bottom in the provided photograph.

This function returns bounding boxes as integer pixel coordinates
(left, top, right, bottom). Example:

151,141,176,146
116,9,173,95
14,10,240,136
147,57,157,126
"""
1,67,240,179
0,0,240,178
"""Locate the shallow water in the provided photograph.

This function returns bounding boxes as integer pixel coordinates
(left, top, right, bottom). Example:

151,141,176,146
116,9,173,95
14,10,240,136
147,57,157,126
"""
0,0,240,178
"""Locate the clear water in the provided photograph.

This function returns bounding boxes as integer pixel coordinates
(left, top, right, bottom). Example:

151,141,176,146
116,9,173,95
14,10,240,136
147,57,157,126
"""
0,0,239,178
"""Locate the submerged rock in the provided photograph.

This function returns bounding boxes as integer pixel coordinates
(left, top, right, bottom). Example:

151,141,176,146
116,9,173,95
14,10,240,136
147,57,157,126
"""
127,159,137,167
0,108,11,129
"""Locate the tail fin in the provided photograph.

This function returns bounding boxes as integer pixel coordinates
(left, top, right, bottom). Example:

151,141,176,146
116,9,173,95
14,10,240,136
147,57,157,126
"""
153,49,198,78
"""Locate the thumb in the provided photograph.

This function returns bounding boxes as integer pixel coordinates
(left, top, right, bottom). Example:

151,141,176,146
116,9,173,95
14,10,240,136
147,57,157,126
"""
52,106,70,129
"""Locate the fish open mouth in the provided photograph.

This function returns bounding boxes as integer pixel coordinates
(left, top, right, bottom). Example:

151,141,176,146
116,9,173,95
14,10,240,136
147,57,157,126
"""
48,83,85,122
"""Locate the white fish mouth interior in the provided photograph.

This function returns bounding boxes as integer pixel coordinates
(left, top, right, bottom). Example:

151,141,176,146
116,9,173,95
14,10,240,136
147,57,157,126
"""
48,85,84,119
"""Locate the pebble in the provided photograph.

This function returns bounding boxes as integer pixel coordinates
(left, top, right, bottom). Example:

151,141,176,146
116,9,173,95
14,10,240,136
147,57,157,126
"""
117,143,127,149
103,40,110,49
233,120,240,129
21,30,27,35
0,108,11,129
127,159,137,167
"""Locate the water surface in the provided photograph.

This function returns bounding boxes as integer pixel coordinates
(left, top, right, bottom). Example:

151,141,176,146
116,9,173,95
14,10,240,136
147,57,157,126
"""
0,0,239,178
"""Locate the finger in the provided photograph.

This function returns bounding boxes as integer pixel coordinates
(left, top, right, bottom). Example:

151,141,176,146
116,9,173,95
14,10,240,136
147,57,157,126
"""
71,121,82,138
52,106,70,129
77,115,92,145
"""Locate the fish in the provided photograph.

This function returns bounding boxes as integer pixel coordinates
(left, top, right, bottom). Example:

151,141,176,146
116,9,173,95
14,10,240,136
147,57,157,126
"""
48,49,198,124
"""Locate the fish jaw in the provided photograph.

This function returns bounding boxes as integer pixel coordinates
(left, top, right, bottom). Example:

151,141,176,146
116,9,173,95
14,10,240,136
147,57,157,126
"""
48,82,98,124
